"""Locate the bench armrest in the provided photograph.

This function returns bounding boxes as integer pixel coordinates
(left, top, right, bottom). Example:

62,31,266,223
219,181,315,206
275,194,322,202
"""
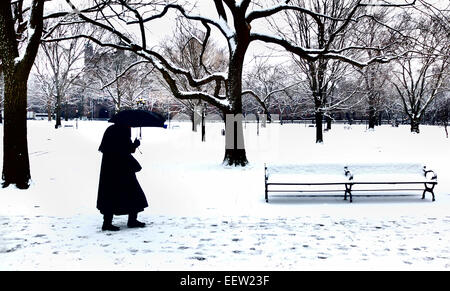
344,167,354,181
423,166,437,180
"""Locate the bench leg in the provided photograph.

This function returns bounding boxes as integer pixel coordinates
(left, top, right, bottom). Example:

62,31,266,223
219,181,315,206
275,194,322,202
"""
345,184,353,203
422,183,436,202
264,166,269,203
265,182,269,203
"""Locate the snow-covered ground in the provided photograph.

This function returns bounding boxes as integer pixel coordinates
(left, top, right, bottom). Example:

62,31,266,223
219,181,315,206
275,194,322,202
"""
0,120,449,270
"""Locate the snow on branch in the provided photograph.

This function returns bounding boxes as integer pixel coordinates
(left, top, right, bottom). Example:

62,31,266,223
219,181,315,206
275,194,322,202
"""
127,4,234,40
250,32,411,68
52,1,229,90
100,60,151,90
15,0,45,72
247,3,344,23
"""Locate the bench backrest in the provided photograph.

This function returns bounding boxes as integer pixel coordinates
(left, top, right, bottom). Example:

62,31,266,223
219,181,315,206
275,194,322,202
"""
345,163,424,175
266,163,347,177
265,163,436,181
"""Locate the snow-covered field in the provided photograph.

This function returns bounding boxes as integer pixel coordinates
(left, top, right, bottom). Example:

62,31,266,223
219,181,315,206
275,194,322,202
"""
0,120,449,270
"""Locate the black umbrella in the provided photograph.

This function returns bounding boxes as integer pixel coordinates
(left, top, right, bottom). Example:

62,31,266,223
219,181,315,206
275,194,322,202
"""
109,110,166,128
109,110,167,139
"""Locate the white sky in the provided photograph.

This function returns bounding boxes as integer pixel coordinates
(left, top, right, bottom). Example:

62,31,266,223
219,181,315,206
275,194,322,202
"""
42,0,448,73
45,0,291,69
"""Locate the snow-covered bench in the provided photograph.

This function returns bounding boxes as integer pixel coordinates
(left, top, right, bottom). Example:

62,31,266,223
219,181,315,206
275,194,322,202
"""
343,163,437,202
264,163,353,203
264,163,437,203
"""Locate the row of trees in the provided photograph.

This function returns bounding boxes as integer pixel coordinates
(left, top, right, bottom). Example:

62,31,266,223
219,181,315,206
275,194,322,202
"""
0,0,449,189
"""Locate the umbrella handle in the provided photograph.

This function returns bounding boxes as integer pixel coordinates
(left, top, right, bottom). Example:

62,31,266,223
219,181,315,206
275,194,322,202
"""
140,127,142,140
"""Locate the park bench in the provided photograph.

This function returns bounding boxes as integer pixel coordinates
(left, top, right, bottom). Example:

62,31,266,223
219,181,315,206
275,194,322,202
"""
342,163,437,203
264,163,353,203
264,163,437,203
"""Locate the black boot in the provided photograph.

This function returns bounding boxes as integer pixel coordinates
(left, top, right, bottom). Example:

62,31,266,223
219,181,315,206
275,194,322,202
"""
127,212,146,228
102,213,120,231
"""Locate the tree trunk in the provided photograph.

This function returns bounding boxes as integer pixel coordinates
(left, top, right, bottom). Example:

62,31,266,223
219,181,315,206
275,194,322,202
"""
64,100,69,122
224,115,247,166
191,111,197,132
368,103,376,129
315,111,324,143
410,118,420,133
325,115,332,131
223,106,248,166
309,57,327,143
223,36,248,167
1,0,44,189
201,109,206,142
55,94,62,128
2,75,31,188
47,99,52,121
314,93,324,143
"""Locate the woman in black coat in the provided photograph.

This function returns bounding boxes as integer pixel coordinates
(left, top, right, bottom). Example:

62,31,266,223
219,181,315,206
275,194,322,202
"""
97,124,148,231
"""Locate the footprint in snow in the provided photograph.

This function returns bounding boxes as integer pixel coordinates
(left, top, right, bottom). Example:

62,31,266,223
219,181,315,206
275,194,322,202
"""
189,256,206,261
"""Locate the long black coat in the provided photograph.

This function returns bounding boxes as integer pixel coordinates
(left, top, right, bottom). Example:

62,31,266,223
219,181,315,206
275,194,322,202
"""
97,124,148,215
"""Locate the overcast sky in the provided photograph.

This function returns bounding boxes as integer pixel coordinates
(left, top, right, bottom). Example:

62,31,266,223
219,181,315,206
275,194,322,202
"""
42,0,448,72
45,0,292,68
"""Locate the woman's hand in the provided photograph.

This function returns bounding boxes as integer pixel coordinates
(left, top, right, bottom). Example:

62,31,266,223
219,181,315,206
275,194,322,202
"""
133,138,141,148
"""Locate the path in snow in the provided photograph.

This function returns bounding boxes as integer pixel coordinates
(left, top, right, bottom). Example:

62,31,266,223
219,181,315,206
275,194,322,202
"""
1,121,449,270
1,213,449,270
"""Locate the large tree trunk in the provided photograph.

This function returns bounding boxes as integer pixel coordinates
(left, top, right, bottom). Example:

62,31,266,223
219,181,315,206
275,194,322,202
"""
2,74,31,188
309,57,327,143
224,114,247,166
0,0,44,189
223,34,249,167
223,100,248,167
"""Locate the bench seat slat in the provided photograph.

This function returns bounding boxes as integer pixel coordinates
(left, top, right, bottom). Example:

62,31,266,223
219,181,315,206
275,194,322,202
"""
351,174,432,183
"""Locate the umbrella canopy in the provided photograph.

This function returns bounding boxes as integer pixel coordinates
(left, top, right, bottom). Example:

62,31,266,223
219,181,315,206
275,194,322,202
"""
109,110,166,128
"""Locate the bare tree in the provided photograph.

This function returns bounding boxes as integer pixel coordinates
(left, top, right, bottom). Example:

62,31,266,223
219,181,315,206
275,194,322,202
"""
350,6,402,130
267,0,412,142
159,19,228,131
35,20,86,128
0,0,45,189
28,71,55,120
88,47,153,112
242,58,300,121
391,15,449,133
46,0,417,165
